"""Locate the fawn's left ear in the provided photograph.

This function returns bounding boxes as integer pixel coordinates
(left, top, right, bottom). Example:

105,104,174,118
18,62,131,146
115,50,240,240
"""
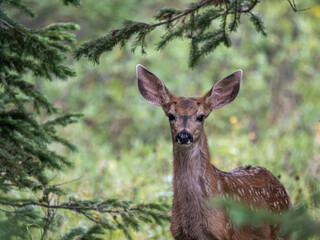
204,70,242,111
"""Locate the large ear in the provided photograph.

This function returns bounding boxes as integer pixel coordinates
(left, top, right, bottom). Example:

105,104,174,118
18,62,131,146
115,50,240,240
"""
136,64,173,106
204,70,242,111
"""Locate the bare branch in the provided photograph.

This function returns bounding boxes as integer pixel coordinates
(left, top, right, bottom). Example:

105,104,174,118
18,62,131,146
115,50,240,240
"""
287,0,310,12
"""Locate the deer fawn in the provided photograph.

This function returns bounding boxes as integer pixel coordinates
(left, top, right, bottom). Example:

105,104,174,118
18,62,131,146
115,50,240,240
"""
136,64,292,240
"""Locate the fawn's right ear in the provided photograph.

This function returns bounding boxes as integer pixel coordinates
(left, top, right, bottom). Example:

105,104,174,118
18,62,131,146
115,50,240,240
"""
203,69,242,111
136,64,173,106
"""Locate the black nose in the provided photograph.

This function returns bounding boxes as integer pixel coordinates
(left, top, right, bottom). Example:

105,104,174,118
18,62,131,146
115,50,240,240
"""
176,131,193,144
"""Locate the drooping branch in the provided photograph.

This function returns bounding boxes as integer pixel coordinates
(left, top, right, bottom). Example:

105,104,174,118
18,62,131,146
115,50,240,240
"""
74,0,304,67
74,0,261,66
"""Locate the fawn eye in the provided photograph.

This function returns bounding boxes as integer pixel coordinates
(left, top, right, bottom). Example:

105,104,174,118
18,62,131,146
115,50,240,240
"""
168,114,175,121
197,114,205,122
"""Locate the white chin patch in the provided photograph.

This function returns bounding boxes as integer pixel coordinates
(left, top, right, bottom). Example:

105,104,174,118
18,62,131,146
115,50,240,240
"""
177,140,192,146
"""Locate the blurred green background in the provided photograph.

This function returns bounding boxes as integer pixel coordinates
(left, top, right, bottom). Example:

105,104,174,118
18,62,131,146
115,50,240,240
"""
17,0,320,239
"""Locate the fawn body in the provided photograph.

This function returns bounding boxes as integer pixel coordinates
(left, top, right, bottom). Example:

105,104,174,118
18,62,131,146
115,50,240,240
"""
136,64,292,240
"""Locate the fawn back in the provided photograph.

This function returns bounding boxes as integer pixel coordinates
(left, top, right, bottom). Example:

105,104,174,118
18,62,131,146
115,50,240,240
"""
136,64,292,240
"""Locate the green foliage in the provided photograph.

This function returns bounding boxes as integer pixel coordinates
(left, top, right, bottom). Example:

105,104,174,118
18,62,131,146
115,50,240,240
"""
61,227,88,240
0,0,81,238
0,1,170,239
214,197,320,239
0,205,42,239
1,0,319,239
248,11,267,36
0,0,80,191
74,0,272,67
0,196,170,239
61,0,82,7
64,0,319,239
75,20,150,63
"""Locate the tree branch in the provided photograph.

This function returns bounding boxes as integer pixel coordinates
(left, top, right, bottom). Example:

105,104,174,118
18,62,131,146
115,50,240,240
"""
75,0,306,66
0,17,25,35
286,0,310,12
151,0,213,28
0,200,141,214
114,0,259,38
240,0,258,13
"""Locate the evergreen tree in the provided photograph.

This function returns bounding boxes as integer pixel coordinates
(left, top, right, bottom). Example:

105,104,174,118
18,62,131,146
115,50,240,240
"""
75,0,306,67
0,1,169,239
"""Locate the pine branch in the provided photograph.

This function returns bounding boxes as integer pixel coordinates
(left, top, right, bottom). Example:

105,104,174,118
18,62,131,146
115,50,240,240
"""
0,15,25,35
0,9,79,80
0,198,170,239
61,0,82,6
74,0,261,66
75,0,305,67
74,0,214,63
1,0,35,17
0,0,82,195
248,11,267,37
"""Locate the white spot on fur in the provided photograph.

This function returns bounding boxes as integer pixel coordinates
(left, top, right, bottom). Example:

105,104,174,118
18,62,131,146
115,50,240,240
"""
217,180,221,191
224,176,229,183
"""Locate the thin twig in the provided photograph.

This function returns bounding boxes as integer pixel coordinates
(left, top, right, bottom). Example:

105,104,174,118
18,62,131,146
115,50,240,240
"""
0,17,25,35
82,212,101,223
287,0,310,12
41,207,56,240
151,0,213,28
51,176,83,187
240,0,258,13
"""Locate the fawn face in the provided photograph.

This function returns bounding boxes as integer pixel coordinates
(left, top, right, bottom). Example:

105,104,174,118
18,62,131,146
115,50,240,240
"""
136,64,242,146
165,97,208,145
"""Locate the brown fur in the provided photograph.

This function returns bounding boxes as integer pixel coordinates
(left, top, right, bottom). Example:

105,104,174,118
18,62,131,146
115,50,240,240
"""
171,130,291,240
136,65,292,240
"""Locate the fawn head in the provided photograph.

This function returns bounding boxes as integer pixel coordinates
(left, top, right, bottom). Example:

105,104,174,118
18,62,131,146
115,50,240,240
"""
136,64,242,146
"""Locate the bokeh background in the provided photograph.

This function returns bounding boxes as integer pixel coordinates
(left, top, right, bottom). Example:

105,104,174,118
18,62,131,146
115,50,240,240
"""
15,0,320,239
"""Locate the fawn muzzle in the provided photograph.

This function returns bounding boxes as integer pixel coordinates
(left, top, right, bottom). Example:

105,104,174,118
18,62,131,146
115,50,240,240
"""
176,131,193,145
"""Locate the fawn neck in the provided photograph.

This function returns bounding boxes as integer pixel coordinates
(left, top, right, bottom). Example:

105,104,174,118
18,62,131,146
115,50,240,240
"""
172,131,219,199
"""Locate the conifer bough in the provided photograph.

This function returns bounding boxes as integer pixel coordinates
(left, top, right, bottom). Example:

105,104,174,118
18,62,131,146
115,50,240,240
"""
0,1,170,239
75,0,302,67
